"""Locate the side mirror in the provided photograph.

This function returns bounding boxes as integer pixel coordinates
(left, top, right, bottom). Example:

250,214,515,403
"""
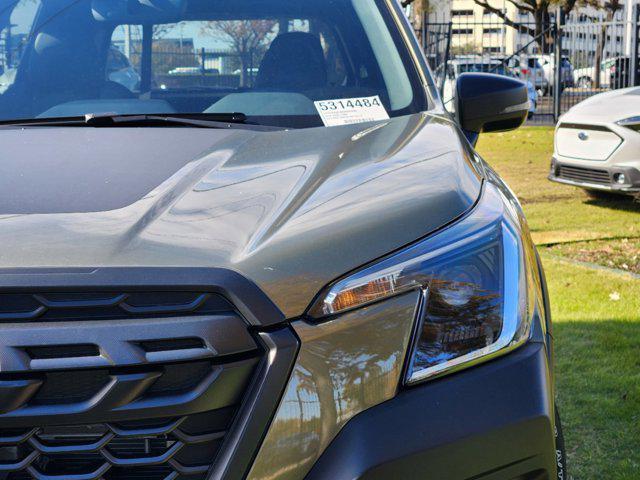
456,73,529,139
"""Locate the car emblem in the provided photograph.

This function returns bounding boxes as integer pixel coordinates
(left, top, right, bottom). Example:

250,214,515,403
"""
578,132,589,141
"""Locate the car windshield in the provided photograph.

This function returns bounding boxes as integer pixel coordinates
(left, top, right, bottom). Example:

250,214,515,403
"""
0,0,428,128
458,63,507,75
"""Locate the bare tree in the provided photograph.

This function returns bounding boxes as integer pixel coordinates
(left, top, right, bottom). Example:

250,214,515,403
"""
201,20,276,86
403,0,584,53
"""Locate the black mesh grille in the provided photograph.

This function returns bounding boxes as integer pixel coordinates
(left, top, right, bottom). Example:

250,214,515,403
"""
557,165,611,185
0,291,234,323
1,410,231,480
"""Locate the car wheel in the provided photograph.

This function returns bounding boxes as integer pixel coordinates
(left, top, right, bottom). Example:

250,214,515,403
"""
555,405,568,480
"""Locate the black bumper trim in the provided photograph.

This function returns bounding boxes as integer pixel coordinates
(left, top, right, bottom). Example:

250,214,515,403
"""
306,342,556,480
549,158,640,193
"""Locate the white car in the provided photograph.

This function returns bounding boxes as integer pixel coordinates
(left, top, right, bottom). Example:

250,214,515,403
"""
549,87,640,197
533,55,575,92
573,57,632,89
505,56,547,91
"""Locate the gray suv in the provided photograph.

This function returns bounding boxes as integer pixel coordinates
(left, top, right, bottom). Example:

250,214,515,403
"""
0,0,564,479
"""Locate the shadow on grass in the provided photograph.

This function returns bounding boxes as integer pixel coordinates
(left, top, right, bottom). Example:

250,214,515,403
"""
583,195,640,214
553,320,640,478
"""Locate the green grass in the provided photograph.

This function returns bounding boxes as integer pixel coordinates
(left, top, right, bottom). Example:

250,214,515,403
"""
549,238,640,275
477,128,640,245
477,127,640,479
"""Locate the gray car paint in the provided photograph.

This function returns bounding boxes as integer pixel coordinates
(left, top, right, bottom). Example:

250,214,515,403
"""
0,113,481,318
248,292,420,480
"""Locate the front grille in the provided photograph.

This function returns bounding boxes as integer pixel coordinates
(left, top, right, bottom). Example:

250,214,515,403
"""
2,410,229,480
557,165,611,185
0,286,266,480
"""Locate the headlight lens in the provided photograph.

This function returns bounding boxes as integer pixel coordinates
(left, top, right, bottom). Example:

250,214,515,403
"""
616,116,640,132
308,182,534,384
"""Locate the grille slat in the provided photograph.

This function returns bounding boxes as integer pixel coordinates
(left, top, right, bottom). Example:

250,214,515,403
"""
0,292,234,323
558,165,611,185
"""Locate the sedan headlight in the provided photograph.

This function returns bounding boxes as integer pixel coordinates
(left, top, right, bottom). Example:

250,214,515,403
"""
616,116,640,132
308,182,536,384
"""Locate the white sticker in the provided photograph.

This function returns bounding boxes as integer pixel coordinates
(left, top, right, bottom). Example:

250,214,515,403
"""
314,96,390,127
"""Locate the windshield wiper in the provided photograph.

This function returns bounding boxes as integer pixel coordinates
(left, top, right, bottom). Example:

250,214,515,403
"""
0,112,264,129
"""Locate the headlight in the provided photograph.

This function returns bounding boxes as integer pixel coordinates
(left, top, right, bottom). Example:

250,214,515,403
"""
616,116,640,132
308,182,535,384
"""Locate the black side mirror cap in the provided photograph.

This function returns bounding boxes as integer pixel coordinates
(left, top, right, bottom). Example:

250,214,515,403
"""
456,73,529,135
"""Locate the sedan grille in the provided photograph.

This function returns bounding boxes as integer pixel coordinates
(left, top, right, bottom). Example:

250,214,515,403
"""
557,165,611,185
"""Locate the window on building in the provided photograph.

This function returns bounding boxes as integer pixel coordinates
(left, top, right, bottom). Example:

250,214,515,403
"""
452,9,474,16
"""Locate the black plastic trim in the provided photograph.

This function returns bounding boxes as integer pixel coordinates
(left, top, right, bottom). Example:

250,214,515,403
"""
209,328,299,480
306,341,556,480
0,267,286,326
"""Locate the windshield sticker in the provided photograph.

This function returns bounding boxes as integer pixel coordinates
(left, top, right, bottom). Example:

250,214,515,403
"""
314,96,390,127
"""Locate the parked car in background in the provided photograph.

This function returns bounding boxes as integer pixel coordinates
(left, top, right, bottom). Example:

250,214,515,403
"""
505,56,548,92
550,86,640,198
440,57,537,117
168,66,220,75
610,56,640,89
534,54,575,92
572,56,634,89
525,79,538,118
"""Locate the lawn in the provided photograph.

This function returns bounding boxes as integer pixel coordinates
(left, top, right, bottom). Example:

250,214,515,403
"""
477,127,640,479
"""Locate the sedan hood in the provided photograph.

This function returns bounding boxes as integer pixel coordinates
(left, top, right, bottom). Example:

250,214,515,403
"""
0,114,482,318
561,86,640,124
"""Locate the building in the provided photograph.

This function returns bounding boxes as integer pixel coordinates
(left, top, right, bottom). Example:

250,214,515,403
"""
416,0,638,58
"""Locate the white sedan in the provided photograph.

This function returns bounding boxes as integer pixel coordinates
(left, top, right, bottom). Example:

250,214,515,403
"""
549,87,640,198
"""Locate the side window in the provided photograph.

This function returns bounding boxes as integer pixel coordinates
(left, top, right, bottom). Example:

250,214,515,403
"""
0,0,41,92
108,25,142,93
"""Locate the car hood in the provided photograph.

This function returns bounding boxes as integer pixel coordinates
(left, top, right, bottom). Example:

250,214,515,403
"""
0,114,482,318
561,87,640,124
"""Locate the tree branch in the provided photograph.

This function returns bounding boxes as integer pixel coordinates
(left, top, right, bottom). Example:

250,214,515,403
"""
506,0,535,14
472,0,536,37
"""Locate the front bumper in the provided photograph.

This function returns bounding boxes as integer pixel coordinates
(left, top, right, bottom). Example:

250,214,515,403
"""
549,157,640,194
306,341,557,480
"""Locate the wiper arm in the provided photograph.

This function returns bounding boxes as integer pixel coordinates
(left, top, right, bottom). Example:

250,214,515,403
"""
84,112,248,128
0,112,251,129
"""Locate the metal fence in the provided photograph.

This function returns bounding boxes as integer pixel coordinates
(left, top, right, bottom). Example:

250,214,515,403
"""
419,5,640,124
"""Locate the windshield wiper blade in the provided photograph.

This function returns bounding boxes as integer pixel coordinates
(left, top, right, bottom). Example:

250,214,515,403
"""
85,112,248,127
0,112,249,129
